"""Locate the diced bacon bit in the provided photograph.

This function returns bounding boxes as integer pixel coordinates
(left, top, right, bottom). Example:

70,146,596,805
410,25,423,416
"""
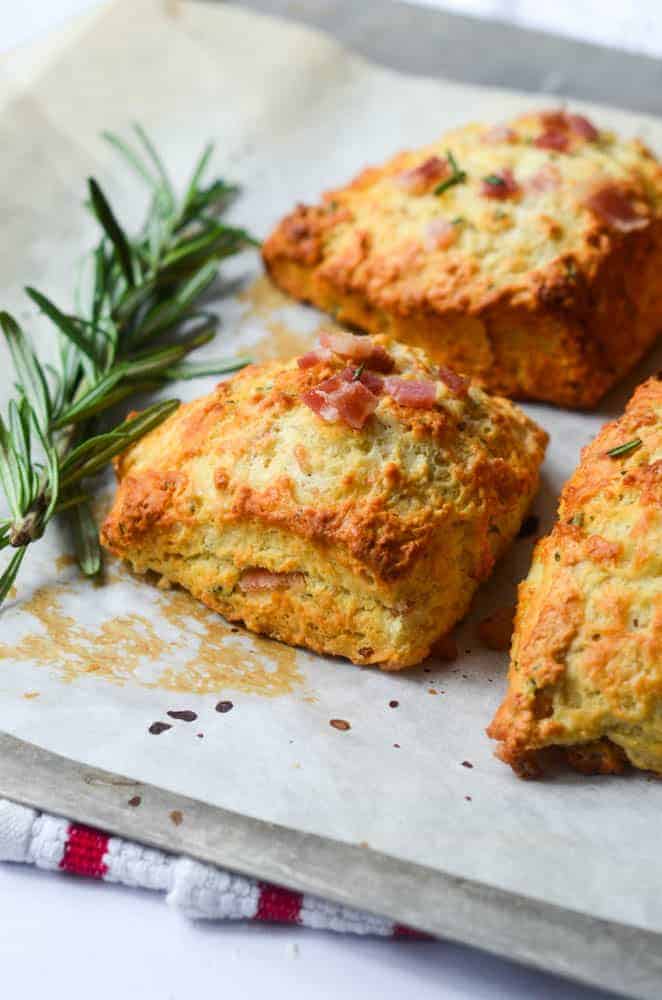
535,109,599,151
366,344,394,373
383,376,437,409
340,366,384,394
539,109,568,129
534,129,569,152
359,370,384,395
424,218,457,251
438,365,470,397
566,113,599,140
319,330,394,372
238,569,305,592
302,372,379,430
526,163,561,194
297,346,334,369
584,184,650,232
482,125,517,144
480,168,520,200
585,535,621,563
395,155,449,195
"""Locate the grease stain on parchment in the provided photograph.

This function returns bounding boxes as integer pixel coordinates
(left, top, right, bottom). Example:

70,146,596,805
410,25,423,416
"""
0,568,303,698
238,273,293,319
55,554,77,571
238,274,315,362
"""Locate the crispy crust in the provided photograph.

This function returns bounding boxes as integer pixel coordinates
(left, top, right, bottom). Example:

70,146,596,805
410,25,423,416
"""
101,338,546,669
263,111,662,408
488,376,662,775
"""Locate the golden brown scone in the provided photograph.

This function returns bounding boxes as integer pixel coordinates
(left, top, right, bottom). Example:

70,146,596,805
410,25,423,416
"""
488,375,662,776
101,334,546,670
263,109,662,408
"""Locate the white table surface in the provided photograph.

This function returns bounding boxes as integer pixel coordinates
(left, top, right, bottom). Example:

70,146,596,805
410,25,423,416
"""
0,3,635,998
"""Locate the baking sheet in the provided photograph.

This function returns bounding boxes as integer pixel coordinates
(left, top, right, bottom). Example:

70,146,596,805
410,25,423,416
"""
1,0,662,937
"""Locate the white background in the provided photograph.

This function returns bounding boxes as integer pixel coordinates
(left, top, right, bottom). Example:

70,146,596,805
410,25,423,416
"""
0,2,650,998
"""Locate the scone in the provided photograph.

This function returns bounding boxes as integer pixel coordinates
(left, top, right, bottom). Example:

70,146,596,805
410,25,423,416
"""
263,109,662,408
489,375,662,776
101,334,547,670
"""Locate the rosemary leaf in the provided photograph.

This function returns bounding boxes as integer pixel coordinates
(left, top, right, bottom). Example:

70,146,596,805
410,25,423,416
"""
434,149,467,197
162,357,253,380
161,224,252,272
0,312,52,430
25,287,99,373
114,278,159,324
434,175,464,197
109,397,181,440
52,369,127,428
124,328,216,378
54,492,92,515
29,410,60,524
60,399,180,488
70,499,102,576
8,400,33,507
0,417,23,518
0,547,26,604
183,142,215,210
56,379,163,428
8,398,32,470
91,242,110,327
132,123,175,209
606,437,642,458
88,178,135,288
101,130,157,189
138,260,219,338
60,431,130,477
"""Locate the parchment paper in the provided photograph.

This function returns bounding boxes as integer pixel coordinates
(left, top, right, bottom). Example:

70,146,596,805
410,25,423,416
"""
2,0,662,935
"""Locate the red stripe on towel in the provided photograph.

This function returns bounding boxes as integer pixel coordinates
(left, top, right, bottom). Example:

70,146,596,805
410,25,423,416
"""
59,823,109,879
254,882,303,924
393,923,431,939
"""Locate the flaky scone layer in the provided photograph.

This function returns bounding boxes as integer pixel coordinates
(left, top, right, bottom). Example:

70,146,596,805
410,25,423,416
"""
489,376,662,775
263,109,662,408
101,337,546,669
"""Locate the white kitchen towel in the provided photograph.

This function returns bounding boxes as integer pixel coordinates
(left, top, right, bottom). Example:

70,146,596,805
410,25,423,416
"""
0,797,423,937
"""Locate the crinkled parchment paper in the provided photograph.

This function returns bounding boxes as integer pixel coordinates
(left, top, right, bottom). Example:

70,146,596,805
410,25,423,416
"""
1,0,662,934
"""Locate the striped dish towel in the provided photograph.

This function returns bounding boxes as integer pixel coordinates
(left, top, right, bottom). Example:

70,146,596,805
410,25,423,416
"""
0,798,422,937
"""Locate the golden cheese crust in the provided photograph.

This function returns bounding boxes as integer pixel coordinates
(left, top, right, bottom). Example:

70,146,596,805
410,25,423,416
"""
488,375,662,775
263,109,662,408
101,338,546,670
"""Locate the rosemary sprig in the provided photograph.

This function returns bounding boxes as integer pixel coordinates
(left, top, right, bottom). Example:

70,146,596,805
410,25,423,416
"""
605,437,642,459
0,125,257,606
434,150,467,196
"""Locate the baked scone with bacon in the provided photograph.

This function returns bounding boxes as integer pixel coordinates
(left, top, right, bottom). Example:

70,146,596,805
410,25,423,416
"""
489,375,662,776
263,109,662,408
101,333,547,670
